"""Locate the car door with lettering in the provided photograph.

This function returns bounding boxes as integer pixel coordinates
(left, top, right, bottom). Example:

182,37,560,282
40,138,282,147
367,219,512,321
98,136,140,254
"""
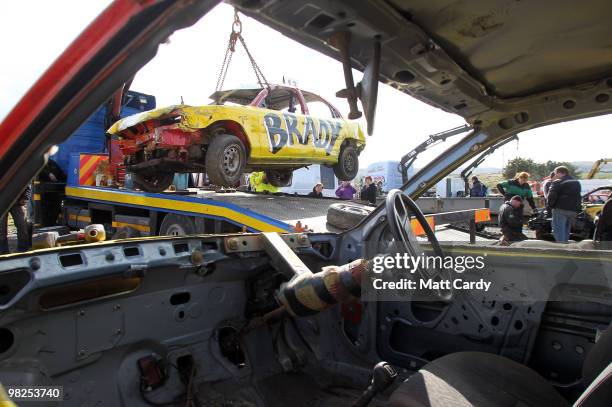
260,88,315,163
258,88,348,164
304,96,346,163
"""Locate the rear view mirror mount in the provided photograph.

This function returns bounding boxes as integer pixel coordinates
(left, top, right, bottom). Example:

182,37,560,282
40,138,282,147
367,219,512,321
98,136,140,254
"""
331,31,381,136
356,38,380,136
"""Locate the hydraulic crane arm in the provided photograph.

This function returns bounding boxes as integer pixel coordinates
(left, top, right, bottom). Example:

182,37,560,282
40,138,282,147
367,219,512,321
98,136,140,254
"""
586,158,612,179
399,124,472,183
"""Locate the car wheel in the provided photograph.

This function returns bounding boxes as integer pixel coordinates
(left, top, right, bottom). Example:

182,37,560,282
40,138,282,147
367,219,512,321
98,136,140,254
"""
265,170,293,187
333,144,359,181
133,172,174,193
159,213,196,236
327,202,374,230
205,134,246,187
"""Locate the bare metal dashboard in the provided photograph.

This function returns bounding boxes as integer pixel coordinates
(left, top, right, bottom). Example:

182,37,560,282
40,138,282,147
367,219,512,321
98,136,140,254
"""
0,233,324,311
0,232,368,406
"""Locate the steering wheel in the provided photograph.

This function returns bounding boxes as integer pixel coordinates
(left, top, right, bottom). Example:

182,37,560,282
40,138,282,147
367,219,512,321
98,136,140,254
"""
385,189,453,301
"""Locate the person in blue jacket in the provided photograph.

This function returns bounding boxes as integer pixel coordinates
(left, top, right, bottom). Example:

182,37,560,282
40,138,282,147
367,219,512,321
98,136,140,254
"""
469,176,487,197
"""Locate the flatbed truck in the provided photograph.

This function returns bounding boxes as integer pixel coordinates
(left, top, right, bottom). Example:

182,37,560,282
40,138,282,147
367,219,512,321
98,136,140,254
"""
30,89,493,243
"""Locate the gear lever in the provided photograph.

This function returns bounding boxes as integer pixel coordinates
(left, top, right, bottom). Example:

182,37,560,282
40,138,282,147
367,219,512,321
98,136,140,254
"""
352,361,398,407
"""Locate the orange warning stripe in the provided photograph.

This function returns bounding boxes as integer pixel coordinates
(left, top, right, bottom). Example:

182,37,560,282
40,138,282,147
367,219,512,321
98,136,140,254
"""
475,208,491,223
68,214,91,223
79,154,107,186
112,221,151,233
411,217,435,236
409,208,491,236
78,156,97,185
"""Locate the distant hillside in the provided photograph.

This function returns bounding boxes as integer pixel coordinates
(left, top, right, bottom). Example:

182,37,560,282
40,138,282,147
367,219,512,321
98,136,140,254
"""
470,167,502,174
573,161,595,172
573,160,612,175
438,161,610,178
361,160,611,178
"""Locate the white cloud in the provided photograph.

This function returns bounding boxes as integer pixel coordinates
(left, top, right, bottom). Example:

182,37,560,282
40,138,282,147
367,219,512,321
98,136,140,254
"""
0,0,112,120
2,1,610,172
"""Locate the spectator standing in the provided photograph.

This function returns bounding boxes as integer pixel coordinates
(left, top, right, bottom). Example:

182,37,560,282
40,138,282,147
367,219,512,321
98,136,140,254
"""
542,171,556,198
360,176,378,204
594,197,612,243
335,181,356,200
547,166,581,242
0,185,31,254
498,195,528,244
308,183,324,198
497,172,537,213
38,159,66,183
469,176,487,197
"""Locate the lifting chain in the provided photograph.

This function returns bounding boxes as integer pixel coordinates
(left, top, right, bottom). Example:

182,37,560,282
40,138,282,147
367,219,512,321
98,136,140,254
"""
215,10,270,94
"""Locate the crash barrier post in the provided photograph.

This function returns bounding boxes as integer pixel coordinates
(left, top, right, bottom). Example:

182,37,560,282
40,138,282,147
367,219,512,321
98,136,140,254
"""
412,208,491,244
469,218,476,244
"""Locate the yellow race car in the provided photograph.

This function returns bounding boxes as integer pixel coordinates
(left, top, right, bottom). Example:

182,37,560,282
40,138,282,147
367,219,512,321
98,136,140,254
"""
108,85,366,191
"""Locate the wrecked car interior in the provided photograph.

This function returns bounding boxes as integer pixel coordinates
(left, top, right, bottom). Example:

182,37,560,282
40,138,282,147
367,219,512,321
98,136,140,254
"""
0,0,611,406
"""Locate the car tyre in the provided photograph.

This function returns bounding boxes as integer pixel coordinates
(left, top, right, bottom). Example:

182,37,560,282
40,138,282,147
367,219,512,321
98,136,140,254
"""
265,170,293,187
327,202,374,230
205,134,247,187
333,144,359,181
159,213,197,236
133,172,174,193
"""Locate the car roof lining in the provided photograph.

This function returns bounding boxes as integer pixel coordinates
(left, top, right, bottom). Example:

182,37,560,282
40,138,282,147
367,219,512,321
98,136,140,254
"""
388,0,612,98
230,0,612,121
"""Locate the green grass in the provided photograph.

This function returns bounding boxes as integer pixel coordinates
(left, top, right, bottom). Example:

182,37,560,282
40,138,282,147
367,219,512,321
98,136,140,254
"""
580,173,612,179
476,173,505,189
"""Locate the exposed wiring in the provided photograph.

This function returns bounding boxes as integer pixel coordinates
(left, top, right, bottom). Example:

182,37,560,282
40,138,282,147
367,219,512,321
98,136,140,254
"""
139,354,199,407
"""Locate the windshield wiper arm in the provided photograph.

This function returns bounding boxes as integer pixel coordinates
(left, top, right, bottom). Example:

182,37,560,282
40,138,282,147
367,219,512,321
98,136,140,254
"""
398,124,473,183
460,134,518,193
